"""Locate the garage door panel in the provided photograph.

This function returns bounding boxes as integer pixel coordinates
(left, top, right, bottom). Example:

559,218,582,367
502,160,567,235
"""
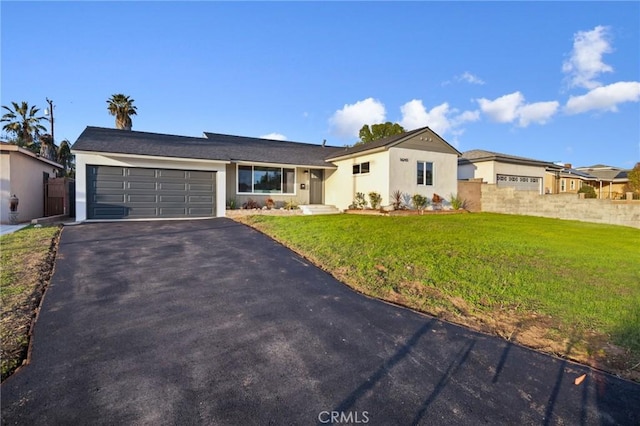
189,195,214,203
189,207,216,215
92,206,128,218
496,174,540,191
127,181,157,190
127,207,161,217
189,171,215,180
95,180,126,190
96,194,126,203
159,195,187,203
158,182,187,191
189,183,215,191
158,169,187,179
128,195,158,203
93,167,124,177
127,168,157,178
87,165,216,219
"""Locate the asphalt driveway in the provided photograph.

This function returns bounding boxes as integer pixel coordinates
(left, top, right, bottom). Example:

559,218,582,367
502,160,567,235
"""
1,218,638,425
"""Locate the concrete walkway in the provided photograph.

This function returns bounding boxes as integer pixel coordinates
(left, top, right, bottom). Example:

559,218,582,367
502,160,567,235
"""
0,223,29,235
1,219,638,425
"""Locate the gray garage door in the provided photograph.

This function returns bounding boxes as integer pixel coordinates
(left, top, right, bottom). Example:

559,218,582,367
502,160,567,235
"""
87,166,216,219
496,174,541,192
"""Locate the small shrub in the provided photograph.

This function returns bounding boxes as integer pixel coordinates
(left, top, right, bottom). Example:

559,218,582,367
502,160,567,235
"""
265,198,275,209
226,198,237,210
368,192,382,210
390,190,405,210
412,194,429,213
284,200,298,210
578,185,597,199
353,192,367,209
450,193,466,210
242,198,260,209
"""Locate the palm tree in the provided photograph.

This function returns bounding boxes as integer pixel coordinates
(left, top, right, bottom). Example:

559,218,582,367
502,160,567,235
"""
1,101,47,151
107,94,137,130
57,139,74,176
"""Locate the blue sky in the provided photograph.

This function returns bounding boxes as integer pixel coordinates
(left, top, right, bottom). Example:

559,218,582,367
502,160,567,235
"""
2,1,639,168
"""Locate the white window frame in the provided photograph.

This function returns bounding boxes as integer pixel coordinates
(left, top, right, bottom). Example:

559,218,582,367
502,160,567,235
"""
417,161,434,186
236,164,296,195
352,161,370,175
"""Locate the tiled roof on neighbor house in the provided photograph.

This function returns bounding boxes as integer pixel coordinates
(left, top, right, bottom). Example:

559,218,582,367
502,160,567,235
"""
557,166,597,180
325,126,461,160
72,126,342,168
459,149,560,169
575,165,628,181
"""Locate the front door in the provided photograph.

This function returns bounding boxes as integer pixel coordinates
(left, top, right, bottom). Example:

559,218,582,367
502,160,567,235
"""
309,169,323,204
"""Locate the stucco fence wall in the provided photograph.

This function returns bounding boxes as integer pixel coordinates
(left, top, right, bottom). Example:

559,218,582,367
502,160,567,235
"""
472,183,640,229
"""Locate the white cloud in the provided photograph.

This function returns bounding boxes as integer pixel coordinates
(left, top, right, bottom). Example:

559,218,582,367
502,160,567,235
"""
477,92,525,123
329,98,386,138
399,99,479,137
477,92,559,127
517,101,560,126
458,72,485,85
562,25,614,90
260,132,287,141
564,81,640,114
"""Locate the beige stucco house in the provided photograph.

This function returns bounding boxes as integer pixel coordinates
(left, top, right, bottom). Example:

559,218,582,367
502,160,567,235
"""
70,126,460,221
324,127,460,209
458,150,560,194
1,143,64,224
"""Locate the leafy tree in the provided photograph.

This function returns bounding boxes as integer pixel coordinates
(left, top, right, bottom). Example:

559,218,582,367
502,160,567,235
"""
627,162,640,194
1,101,47,152
107,94,137,130
357,122,405,145
57,139,74,176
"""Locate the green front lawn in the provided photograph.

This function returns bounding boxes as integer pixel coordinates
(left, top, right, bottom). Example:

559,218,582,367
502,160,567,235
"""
241,213,640,380
1,225,60,381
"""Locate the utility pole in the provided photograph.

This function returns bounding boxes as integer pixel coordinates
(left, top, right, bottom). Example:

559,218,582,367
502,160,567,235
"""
45,98,54,144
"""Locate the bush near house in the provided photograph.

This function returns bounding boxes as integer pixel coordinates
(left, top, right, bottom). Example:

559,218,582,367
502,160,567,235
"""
368,192,382,210
578,185,597,199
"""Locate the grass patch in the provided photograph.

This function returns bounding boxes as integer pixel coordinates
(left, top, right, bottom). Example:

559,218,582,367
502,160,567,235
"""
1,225,60,381
239,213,640,381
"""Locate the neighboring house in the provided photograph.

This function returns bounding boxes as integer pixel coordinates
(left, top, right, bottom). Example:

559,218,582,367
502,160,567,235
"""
575,164,630,199
71,126,460,221
543,164,596,194
458,149,560,194
0,143,64,224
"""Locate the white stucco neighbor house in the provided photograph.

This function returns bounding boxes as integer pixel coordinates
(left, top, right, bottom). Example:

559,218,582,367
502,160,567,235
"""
458,149,561,194
70,126,460,221
1,143,64,224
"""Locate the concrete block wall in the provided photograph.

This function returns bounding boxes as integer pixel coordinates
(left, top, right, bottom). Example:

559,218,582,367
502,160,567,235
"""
480,184,640,229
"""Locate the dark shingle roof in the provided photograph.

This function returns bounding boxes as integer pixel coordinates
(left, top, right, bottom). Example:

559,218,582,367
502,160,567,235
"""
71,127,342,167
325,126,461,160
203,132,342,167
459,149,560,168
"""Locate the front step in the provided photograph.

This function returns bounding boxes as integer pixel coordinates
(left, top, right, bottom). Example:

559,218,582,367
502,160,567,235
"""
299,204,342,215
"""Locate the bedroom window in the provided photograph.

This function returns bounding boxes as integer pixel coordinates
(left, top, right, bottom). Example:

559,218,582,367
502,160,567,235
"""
352,162,370,175
417,161,433,185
